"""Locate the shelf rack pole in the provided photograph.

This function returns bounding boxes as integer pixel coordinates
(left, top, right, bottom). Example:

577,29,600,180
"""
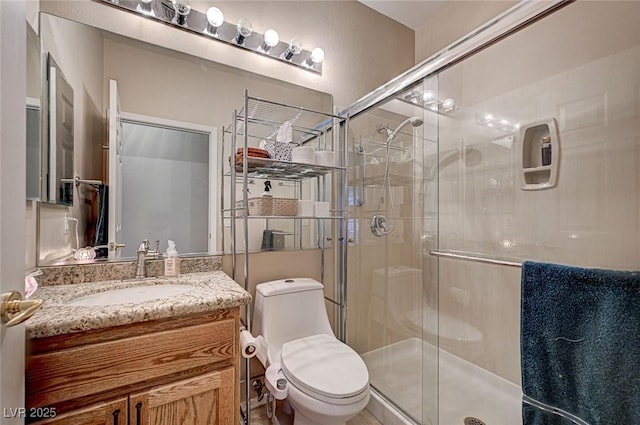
242,90,252,425
230,110,237,282
336,115,349,342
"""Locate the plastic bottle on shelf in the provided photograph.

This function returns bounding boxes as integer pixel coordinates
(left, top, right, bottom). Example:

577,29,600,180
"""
541,135,552,166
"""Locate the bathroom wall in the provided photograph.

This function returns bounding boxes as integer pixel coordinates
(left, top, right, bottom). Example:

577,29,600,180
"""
437,1,640,386
40,0,416,109
414,0,516,63
37,14,105,263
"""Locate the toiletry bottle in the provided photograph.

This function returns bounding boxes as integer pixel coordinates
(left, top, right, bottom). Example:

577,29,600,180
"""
541,136,552,166
164,240,180,277
262,180,273,197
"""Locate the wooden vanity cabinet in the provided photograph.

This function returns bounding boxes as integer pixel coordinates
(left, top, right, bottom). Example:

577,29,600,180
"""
26,308,240,425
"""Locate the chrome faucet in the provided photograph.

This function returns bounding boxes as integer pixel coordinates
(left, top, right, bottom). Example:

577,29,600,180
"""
134,239,160,278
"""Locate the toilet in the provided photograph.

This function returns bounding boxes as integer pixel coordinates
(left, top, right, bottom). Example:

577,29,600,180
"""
252,278,370,425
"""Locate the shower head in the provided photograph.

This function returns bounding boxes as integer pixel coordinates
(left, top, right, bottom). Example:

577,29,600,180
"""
387,116,424,141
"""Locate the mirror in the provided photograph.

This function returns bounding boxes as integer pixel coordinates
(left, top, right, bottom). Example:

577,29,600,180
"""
32,12,333,265
26,21,41,201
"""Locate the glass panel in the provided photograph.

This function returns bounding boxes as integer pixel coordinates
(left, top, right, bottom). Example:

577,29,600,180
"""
347,76,439,424
437,2,640,424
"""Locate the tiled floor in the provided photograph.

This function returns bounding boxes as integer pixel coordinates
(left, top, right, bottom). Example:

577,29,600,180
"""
250,405,382,425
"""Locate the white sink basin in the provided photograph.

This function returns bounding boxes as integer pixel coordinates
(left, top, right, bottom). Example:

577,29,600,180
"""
66,285,195,307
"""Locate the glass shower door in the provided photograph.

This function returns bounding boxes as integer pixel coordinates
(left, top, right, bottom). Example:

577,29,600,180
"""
346,77,439,425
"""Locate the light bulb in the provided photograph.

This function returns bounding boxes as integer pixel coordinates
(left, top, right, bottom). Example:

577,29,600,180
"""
235,18,252,45
137,0,153,15
206,7,224,35
260,29,279,53
282,39,302,61
422,90,436,102
441,98,455,111
310,47,324,63
171,0,191,25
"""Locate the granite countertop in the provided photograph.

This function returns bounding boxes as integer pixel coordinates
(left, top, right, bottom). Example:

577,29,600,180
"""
26,271,251,339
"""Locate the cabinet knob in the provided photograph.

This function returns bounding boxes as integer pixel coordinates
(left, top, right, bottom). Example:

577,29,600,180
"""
112,409,120,425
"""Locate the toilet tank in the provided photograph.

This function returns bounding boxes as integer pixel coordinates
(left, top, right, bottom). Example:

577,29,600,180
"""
253,278,334,356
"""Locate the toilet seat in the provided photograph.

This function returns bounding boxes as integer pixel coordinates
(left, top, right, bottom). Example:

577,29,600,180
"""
281,334,369,405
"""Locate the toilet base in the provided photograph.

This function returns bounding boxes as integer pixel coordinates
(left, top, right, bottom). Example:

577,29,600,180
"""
285,380,370,425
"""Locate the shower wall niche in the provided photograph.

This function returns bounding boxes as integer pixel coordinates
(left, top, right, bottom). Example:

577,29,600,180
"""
520,118,559,190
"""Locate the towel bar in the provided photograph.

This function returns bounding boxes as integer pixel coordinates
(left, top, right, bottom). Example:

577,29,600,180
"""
429,250,523,268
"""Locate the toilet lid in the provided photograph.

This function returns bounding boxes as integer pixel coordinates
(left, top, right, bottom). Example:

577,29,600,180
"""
281,334,369,399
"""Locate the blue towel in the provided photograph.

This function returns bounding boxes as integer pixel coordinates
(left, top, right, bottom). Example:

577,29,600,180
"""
521,261,640,425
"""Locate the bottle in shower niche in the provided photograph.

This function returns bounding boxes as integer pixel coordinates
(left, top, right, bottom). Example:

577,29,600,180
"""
541,135,552,166
164,240,180,277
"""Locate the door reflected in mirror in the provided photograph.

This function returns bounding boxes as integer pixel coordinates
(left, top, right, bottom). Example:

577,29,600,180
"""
116,114,217,259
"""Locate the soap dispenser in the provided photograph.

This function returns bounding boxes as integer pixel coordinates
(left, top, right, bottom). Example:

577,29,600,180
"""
262,180,273,197
164,240,180,277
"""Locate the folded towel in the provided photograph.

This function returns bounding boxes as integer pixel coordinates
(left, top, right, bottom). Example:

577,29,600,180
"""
521,261,640,425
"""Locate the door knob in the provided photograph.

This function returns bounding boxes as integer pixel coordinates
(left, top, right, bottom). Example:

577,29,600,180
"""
1,291,43,327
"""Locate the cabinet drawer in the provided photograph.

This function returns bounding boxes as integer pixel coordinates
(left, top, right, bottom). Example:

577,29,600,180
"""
27,319,235,408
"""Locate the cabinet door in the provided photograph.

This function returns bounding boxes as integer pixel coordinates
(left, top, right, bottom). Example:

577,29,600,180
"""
31,398,127,425
130,368,235,425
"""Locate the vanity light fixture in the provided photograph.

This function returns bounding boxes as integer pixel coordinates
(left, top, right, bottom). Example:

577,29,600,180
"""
205,7,224,36
261,29,280,53
97,0,324,74
235,18,253,45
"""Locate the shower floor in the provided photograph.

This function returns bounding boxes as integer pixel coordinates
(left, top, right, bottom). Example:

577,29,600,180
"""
362,338,522,425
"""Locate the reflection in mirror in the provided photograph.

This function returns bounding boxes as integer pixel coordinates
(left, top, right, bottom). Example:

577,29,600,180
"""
26,21,41,201
116,115,216,258
26,99,41,200
46,54,75,205
33,12,332,265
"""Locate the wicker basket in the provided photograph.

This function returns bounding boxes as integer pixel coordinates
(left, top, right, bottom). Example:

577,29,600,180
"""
238,197,298,216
